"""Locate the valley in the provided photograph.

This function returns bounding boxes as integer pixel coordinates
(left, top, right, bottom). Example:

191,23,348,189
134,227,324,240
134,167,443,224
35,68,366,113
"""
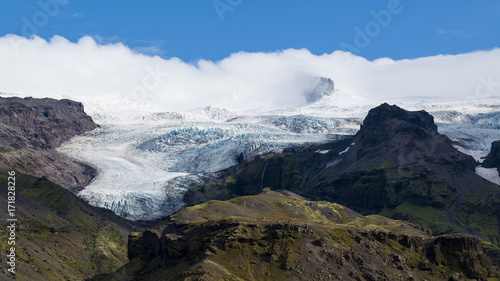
2,95,500,280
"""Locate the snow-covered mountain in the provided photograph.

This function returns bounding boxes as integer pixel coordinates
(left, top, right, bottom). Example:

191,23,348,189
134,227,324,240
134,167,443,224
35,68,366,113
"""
55,90,500,220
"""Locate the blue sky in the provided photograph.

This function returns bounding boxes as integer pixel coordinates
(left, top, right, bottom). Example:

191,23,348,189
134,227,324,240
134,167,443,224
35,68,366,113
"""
1,0,499,62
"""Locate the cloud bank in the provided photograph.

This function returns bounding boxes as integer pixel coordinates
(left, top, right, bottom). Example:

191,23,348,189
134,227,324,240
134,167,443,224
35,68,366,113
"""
1,34,500,115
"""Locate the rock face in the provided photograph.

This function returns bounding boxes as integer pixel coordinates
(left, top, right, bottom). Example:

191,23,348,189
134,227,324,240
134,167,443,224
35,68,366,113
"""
103,190,500,280
0,96,98,189
184,103,500,251
304,77,334,103
0,97,97,148
360,103,438,132
347,103,468,170
483,140,500,172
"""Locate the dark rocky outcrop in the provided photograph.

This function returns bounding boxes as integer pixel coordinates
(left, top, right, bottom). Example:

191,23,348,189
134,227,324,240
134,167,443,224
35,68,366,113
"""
0,97,96,148
483,140,500,172
341,103,472,171
360,103,437,132
0,96,98,189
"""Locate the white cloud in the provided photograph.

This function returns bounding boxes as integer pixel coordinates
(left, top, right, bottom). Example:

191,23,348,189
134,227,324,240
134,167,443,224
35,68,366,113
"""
436,28,475,38
437,28,464,35
0,34,499,115
133,45,165,56
71,12,85,19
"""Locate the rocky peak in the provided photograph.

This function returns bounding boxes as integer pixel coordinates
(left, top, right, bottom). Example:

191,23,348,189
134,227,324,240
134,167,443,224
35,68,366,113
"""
304,77,334,103
348,103,451,169
482,140,500,171
360,103,438,133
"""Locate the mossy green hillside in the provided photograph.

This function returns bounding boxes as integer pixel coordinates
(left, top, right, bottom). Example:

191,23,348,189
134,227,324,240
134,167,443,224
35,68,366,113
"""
173,188,359,226
458,185,500,246
0,171,139,281
103,190,500,280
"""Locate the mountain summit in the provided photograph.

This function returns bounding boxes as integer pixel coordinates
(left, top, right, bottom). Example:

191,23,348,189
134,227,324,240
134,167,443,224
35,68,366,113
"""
338,103,473,171
304,77,334,103
361,103,437,132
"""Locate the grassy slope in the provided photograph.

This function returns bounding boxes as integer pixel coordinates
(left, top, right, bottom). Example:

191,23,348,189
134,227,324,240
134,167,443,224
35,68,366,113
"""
0,171,141,281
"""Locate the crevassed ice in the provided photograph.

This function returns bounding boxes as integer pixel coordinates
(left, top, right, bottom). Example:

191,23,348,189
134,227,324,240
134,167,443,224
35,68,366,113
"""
59,99,500,220
59,113,359,220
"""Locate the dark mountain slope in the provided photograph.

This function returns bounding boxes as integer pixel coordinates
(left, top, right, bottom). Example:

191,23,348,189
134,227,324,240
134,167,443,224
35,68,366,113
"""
100,190,500,280
483,140,500,174
0,96,98,190
0,171,143,280
184,104,500,248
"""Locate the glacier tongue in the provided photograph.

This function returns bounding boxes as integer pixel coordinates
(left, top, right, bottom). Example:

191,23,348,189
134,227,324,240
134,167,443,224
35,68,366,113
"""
58,127,191,220
59,111,357,220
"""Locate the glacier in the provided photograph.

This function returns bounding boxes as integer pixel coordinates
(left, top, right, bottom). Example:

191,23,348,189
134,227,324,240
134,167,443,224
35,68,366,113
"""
53,89,500,221
58,108,359,220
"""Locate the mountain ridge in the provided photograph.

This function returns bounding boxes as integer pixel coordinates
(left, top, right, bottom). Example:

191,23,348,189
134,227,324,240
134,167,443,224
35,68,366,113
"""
0,96,98,190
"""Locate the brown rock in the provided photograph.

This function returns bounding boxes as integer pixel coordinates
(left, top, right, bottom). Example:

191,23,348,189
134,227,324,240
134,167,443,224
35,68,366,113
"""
0,96,98,189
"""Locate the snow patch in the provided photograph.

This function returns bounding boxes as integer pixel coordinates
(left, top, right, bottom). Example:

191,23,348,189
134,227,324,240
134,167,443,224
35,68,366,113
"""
476,167,500,186
339,147,350,155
